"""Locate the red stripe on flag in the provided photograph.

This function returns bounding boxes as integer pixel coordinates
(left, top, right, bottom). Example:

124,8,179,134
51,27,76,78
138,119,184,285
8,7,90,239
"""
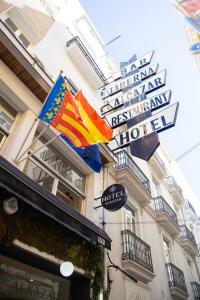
52,115,90,147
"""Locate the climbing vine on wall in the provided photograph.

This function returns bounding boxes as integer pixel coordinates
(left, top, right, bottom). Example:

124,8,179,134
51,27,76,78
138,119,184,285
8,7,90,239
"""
0,201,104,300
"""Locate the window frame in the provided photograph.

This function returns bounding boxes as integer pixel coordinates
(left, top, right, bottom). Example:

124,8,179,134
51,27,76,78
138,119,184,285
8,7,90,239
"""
0,98,16,151
24,156,85,213
122,205,136,234
3,16,32,49
163,238,172,264
26,154,85,198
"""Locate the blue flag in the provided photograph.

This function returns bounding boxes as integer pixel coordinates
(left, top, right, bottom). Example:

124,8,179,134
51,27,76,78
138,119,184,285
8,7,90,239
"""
61,135,102,173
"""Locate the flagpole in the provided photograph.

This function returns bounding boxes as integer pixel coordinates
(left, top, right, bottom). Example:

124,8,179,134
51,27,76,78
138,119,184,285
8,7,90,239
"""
17,135,59,164
16,123,50,162
15,70,63,162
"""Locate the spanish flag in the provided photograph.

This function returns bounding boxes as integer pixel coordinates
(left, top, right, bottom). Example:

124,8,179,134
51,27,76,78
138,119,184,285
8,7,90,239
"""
75,91,113,143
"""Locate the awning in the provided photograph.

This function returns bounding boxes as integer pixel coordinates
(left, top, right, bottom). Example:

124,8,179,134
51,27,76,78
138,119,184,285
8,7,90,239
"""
0,156,111,249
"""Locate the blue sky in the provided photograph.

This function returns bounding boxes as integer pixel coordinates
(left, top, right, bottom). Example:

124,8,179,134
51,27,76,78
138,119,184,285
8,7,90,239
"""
80,0,200,211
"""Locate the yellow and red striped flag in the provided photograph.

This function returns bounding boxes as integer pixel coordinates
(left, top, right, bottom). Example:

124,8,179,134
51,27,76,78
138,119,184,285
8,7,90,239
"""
75,90,113,144
39,75,113,147
51,88,99,147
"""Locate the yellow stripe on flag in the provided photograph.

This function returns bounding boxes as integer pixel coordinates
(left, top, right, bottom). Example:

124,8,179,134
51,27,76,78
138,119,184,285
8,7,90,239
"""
61,114,97,144
66,103,76,113
56,124,82,147
77,103,110,143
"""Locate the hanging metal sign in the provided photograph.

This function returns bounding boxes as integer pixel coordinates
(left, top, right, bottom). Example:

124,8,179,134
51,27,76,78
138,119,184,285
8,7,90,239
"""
99,64,159,99
101,184,127,211
108,102,179,151
104,90,171,128
108,51,154,81
120,51,154,77
99,50,179,161
101,70,166,114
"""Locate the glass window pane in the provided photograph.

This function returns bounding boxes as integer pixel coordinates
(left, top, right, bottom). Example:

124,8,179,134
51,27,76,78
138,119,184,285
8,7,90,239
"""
0,254,71,300
33,138,85,193
5,17,18,32
123,206,136,233
0,111,13,131
18,33,30,48
24,159,54,192
56,181,83,212
0,97,15,132
163,239,171,263
0,130,6,149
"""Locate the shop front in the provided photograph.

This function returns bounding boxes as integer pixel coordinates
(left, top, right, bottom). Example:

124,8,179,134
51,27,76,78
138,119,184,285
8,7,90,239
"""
0,155,111,300
0,253,71,300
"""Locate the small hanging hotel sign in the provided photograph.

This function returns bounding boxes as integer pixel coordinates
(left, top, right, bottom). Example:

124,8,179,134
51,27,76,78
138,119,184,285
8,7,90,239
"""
101,184,127,211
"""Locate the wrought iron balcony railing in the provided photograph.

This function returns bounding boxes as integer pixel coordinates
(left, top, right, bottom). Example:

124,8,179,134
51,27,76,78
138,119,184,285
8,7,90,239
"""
116,150,151,194
180,225,197,248
121,229,153,272
191,282,200,299
166,176,183,198
154,196,179,226
66,36,107,84
166,263,187,293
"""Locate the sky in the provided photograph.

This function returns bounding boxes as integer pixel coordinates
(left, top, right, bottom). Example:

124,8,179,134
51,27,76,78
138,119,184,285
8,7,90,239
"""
80,0,200,213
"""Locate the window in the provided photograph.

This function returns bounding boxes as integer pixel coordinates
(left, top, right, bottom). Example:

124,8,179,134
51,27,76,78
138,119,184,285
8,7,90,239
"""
4,17,17,32
152,177,161,197
0,111,13,132
0,98,16,150
0,130,7,150
187,258,195,282
163,239,171,263
25,159,55,193
24,136,85,213
35,138,85,193
24,157,84,214
122,206,136,233
4,17,31,49
56,182,83,213
18,33,30,48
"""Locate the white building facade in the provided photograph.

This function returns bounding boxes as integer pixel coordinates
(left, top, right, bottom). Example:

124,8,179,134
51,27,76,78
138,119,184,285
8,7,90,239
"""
0,0,200,300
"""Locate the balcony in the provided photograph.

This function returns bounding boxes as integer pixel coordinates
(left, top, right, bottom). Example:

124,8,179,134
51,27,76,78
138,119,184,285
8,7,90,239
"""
116,150,151,206
66,36,107,89
121,230,155,283
191,282,200,300
166,176,184,206
180,225,198,256
154,196,180,236
0,19,52,101
149,152,167,180
166,263,188,299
